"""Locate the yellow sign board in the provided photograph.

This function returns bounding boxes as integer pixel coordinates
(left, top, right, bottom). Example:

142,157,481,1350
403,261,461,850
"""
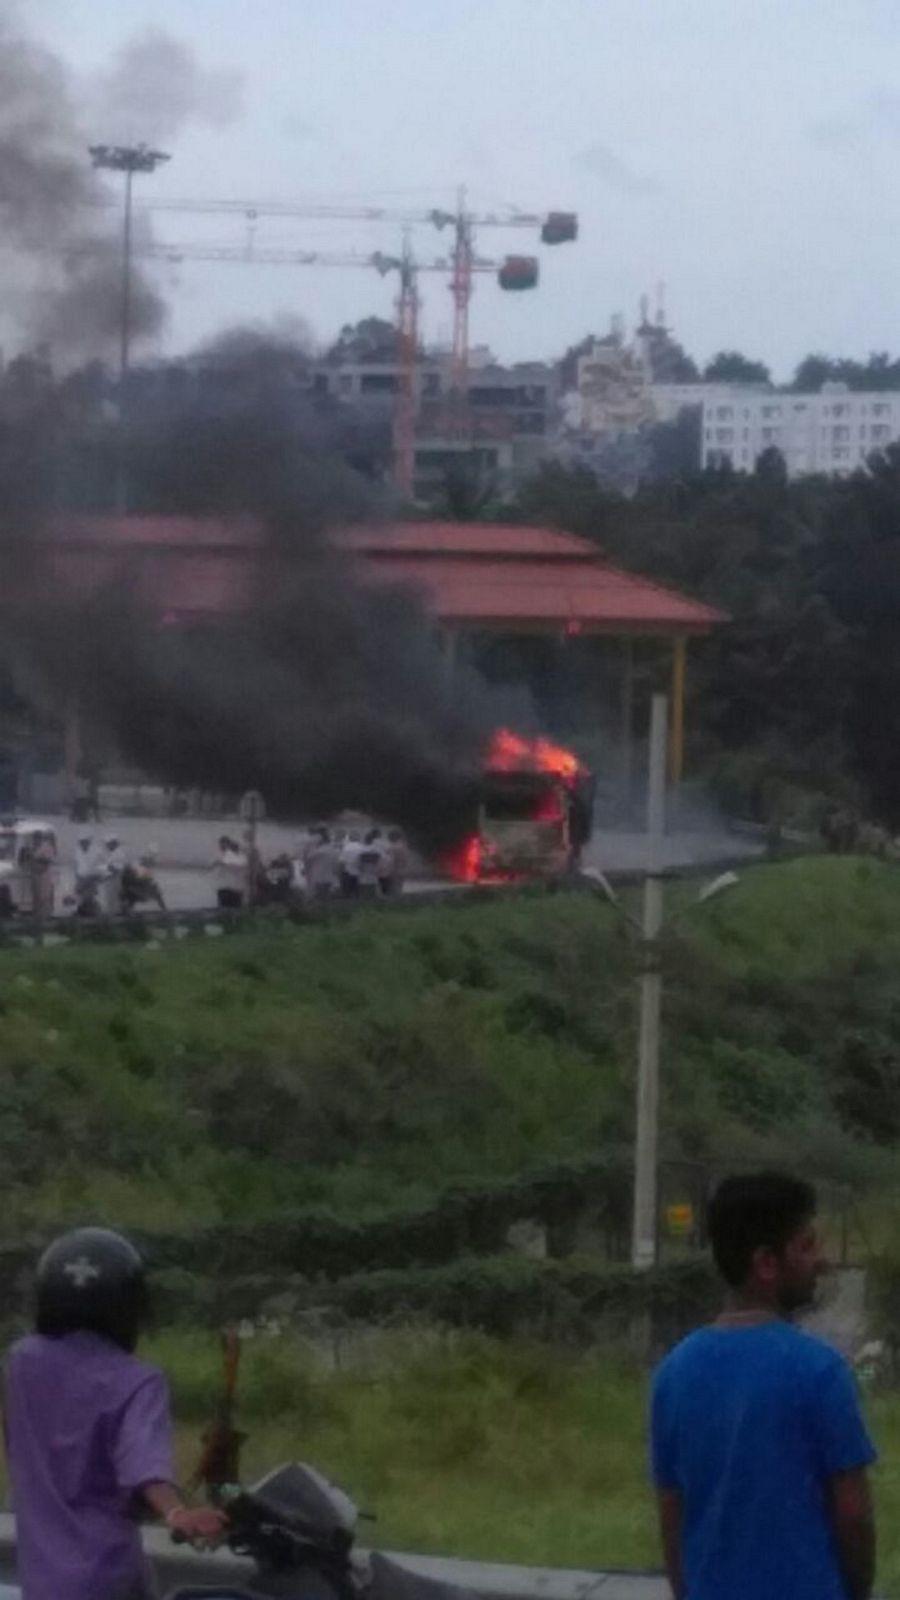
666,1203,695,1238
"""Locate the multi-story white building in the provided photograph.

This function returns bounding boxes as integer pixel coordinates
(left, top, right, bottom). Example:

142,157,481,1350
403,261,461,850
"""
650,382,767,425
702,382,900,477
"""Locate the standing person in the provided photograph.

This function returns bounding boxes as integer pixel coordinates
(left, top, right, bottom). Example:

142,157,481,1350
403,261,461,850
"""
358,828,385,899
4,1227,225,1600
339,829,363,898
266,852,294,905
99,836,126,916
120,854,167,915
380,827,409,898
73,836,101,917
243,826,265,908
30,830,57,920
16,833,35,915
74,834,96,887
651,1172,876,1600
212,835,246,910
305,827,339,902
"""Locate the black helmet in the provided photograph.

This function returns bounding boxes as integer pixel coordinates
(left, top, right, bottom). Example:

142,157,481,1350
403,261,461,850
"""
36,1228,147,1351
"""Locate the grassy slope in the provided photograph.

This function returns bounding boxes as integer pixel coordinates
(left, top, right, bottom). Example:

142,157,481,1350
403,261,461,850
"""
2,865,900,1580
1,856,900,1233
153,1331,900,1594
9,1326,900,1584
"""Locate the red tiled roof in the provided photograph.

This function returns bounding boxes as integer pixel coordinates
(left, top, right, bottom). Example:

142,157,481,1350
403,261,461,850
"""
46,514,262,549
33,516,725,635
337,521,598,560
44,546,252,614
363,555,724,634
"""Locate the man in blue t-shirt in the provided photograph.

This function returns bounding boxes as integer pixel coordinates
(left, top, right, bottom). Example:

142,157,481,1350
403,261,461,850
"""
650,1172,876,1600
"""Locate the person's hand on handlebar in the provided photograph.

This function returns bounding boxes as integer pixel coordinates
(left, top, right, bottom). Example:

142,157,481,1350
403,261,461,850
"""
164,1503,229,1547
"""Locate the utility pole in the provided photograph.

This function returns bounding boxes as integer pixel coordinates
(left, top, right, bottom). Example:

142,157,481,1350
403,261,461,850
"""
89,143,170,510
392,231,419,498
448,185,474,437
631,692,668,1272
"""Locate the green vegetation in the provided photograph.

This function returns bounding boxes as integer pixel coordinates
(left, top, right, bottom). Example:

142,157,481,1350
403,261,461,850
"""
2,862,900,1578
112,1329,900,1591
1,857,900,1240
518,443,900,829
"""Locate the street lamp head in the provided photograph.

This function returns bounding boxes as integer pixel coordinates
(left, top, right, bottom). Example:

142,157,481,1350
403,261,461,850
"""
89,143,171,175
697,870,740,904
579,865,621,907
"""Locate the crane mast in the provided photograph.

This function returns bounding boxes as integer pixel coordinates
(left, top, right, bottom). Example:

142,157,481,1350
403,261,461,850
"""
92,187,578,496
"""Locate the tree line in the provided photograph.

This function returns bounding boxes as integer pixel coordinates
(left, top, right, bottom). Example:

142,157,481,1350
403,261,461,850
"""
518,447,900,829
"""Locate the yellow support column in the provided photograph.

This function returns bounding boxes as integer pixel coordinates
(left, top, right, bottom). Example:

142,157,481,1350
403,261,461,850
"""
669,636,687,785
620,635,635,809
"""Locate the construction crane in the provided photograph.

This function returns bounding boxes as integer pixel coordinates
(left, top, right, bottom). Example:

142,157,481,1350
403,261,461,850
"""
131,188,577,431
131,235,536,495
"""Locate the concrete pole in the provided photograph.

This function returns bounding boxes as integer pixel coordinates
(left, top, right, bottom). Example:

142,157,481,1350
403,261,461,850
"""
631,692,668,1272
120,165,134,389
115,166,134,517
669,636,687,787
63,695,82,813
619,635,635,815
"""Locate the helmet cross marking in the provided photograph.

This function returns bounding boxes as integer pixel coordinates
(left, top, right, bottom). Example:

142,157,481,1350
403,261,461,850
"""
63,1256,101,1290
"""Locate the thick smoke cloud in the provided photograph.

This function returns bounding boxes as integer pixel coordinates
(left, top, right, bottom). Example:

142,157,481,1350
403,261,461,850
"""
89,28,243,147
0,0,526,848
32,572,495,852
12,329,531,851
0,8,161,357
0,10,242,361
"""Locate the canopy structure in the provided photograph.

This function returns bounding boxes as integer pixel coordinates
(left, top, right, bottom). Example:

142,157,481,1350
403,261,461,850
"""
339,522,726,782
39,515,726,784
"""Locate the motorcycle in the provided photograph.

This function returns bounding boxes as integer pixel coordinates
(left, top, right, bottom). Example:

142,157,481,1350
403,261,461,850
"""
164,1460,479,1600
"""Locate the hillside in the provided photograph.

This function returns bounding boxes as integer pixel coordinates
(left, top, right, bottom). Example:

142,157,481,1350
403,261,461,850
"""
0,856,899,1240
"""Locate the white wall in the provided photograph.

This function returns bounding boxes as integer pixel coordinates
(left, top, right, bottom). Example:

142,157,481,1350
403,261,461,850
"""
701,385,900,476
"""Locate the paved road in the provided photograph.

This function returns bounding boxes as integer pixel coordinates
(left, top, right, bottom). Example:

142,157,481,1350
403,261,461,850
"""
31,813,762,919
0,1512,668,1596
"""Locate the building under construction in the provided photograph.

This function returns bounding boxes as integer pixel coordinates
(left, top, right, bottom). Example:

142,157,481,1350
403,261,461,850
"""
313,348,559,500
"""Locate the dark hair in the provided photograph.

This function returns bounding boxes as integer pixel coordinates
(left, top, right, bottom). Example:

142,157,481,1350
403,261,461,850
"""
707,1172,816,1287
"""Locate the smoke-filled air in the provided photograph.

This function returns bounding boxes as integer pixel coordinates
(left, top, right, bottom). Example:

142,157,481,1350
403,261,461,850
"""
0,8,241,360
0,9,541,850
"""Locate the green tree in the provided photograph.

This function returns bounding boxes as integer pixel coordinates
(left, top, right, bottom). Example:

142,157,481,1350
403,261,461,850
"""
326,317,399,365
703,351,771,385
515,461,622,545
790,352,900,393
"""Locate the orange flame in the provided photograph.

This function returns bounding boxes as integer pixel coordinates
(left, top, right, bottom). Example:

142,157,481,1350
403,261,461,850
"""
441,833,482,884
439,729,586,883
485,728,584,786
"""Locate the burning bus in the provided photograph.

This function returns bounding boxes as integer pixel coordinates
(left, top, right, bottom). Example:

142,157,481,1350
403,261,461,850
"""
441,729,594,883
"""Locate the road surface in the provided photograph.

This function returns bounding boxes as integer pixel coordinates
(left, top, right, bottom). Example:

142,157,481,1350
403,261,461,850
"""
30,813,763,918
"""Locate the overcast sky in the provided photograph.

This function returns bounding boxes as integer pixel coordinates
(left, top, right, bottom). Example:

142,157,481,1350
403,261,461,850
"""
27,0,900,378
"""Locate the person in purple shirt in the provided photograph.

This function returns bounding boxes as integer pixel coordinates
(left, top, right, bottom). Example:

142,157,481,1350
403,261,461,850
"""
3,1227,226,1600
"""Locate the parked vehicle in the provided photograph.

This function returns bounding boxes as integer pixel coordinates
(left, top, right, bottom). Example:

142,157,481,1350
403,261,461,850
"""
165,1460,477,1600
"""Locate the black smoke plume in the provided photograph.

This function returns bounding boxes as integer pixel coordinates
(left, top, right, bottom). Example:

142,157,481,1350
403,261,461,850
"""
0,10,242,361
89,28,242,147
11,331,530,851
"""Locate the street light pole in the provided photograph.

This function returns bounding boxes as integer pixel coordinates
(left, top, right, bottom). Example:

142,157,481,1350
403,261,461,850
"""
120,162,135,386
631,692,668,1272
88,143,170,511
